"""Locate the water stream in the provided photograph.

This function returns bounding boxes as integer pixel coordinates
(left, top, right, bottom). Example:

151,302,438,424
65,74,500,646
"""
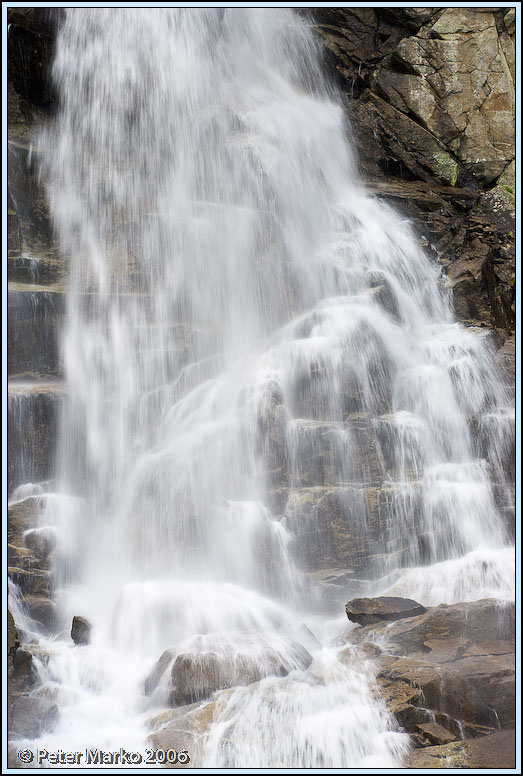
9,8,514,768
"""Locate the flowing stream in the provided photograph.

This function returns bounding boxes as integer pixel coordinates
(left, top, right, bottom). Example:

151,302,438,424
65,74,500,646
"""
9,8,514,768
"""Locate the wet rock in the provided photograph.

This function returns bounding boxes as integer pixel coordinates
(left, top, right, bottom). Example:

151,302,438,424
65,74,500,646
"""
348,91,469,186
367,271,402,322
13,648,36,687
8,498,57,631
8,567,51,600
8,139,60,264
448,647,515,728
24,596,57,632
171,639,312,706
71,616,92,646
8,610,19,720
285,482,423,577
23,526,57,561
144,648,177,696
8,497,43,547
8,287,64,380
285,486,367,573
406,729,516,769
7,8,64,39
350,599,514,653
148,699,218,767
347,599,515,738
416,721,456,746
8,384,65,496
345,596,426,626
491,332,516,379
9,695,59,739
7,9,65,110
7,24,56,107
377,654,498,729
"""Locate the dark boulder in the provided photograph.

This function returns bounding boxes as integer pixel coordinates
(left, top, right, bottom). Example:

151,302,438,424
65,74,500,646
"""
71,615,92,646
345,596,426,626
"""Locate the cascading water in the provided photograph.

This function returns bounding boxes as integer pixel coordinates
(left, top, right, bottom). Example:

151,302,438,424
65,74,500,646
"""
9,7,514,768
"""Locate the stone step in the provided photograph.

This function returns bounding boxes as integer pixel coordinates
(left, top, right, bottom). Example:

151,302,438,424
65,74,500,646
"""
8,381,65,496
8,282,64,379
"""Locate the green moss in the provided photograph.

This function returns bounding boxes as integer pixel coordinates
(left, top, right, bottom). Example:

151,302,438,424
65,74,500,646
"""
433,152,458,186
492,161,516,210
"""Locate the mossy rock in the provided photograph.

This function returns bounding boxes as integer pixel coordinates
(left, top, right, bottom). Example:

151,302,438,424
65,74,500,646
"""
433,152,458,187
490,161,515,211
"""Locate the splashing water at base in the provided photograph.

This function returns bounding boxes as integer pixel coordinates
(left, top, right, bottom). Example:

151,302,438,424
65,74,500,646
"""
10,8,513,767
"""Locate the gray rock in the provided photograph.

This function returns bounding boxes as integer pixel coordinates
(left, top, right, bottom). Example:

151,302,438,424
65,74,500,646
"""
170,638,312,707
345,596,427,626
71,616,92,646
9,695,59,739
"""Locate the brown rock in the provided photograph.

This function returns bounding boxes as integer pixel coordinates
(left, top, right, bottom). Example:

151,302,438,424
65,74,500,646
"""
348,600,515,739
416,721,456,745
350,599,514,654
171,640,312,706
406,730,515,769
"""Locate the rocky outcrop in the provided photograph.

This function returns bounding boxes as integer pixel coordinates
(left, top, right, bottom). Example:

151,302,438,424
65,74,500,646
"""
313,7,515,357
373,9,514,184
344,598,515,760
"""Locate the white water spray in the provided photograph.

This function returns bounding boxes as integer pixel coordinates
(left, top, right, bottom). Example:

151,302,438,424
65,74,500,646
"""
10,8,513,767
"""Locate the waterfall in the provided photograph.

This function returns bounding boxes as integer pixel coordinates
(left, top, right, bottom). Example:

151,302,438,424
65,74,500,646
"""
10,8,513,767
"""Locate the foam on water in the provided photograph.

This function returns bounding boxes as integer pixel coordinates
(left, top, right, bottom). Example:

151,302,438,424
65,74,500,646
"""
10,7,514,767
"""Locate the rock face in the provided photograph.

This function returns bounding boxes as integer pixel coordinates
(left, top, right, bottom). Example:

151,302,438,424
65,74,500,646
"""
314,7,515,353
374,9,514,184
345,596,427,626
345,598,515,756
